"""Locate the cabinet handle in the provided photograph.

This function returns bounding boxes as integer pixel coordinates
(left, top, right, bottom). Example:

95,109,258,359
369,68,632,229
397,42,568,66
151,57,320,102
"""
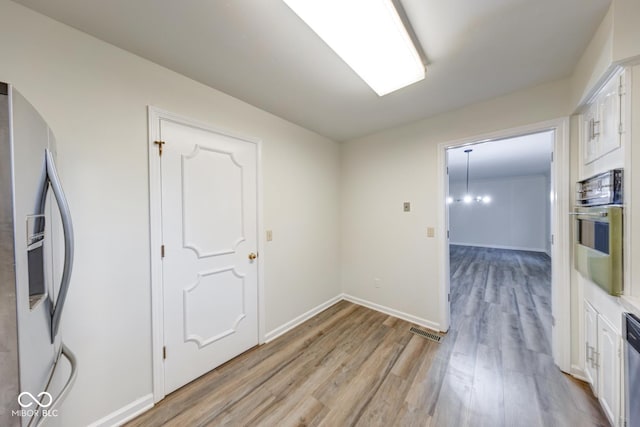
592,349,599,369
589,119,594,140
592,120,601,139
585,343,592,364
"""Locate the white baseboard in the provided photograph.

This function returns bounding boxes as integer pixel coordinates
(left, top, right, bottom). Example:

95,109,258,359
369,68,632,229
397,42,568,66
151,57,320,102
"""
450,242,547,253
264,294,343,343
342,294,442,332
265,293,443,342
570,364,589,383
88,394,154,427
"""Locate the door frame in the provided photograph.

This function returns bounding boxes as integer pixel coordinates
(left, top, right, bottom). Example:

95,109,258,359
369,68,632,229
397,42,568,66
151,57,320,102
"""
436,117,571,372
147,106,265,403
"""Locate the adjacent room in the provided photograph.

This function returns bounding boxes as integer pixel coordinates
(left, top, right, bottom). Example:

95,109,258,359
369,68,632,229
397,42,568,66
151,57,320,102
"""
1,0,640,426
447,132,553,339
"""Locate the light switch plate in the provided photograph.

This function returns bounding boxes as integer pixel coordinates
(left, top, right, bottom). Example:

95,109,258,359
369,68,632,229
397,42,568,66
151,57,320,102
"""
266,230,273,241
403,202,410,212
427,227,435,238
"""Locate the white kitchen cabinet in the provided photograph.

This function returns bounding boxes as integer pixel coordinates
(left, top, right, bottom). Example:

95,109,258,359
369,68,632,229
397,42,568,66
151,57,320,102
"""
584,300,622,426
598,314,621,425
584,301,599,390
581,71,624,165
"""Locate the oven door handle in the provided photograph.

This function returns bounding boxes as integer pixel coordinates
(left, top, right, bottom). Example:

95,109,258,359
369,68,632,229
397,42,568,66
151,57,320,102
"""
569,212,608,217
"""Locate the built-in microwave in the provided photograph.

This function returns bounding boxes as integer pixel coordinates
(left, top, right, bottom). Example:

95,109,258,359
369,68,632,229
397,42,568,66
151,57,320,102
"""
573,169,623,296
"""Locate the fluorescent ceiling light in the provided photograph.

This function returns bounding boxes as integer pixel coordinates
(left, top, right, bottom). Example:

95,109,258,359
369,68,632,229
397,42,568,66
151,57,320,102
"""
282,0,425,96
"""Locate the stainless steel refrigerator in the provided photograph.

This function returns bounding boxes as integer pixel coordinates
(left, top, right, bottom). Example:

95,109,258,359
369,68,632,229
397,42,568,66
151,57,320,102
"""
0,82,77,426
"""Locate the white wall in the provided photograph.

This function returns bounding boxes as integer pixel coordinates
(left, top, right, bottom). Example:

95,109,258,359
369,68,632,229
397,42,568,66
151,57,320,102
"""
567,0,640,374
340,78,571,330
630,65,640,300
0,1,340,425
448,174,550,253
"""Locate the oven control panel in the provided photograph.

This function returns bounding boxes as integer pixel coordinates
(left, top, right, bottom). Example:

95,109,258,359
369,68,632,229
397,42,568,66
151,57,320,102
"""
576,169,623,206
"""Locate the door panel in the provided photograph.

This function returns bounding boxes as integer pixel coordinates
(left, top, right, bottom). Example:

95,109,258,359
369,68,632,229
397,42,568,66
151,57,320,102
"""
584,301,598,393
183,268,246,347
598,75,621,157
160,119,258,394
181,147,244,257
597,315,620,426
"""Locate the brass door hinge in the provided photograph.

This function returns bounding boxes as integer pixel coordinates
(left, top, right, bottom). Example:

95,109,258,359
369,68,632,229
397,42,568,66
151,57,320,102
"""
163,346,167,360
154,140,166,156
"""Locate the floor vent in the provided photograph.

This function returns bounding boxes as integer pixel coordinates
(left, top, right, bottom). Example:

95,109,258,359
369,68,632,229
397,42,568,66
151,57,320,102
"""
409,327,442,343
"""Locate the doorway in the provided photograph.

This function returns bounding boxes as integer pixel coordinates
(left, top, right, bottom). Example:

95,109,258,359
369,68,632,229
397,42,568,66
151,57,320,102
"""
148,108,263,401
437,119,571,372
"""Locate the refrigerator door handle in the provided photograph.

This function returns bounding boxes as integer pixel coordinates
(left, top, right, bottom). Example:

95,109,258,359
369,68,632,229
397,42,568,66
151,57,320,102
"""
31,342,78,427
45,149,74,342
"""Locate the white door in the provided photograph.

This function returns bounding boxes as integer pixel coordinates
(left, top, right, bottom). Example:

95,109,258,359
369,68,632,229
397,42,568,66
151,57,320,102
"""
597,314,621,426
584,301,598,393
582,102,599,164
159,118,259,394
597,73,622,157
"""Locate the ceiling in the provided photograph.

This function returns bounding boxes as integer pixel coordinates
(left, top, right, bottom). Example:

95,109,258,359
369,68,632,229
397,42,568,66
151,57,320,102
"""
447,131,553,182
12,0,610,141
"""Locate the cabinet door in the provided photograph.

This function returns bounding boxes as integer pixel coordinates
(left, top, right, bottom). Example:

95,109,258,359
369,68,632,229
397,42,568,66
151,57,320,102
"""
584,302,598,392
582,102,599,165
597,314,621,426
597,74,621,157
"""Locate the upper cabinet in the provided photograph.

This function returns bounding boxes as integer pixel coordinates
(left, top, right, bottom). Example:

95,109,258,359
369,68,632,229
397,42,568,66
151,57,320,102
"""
580,70,626,178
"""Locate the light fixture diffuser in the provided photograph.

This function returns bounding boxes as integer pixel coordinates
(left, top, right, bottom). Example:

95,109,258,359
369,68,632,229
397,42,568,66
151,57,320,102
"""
282,0,425,96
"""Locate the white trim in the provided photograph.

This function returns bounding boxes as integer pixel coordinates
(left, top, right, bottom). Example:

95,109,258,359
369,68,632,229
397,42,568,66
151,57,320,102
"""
437,144,451,332
147,106,265,403
550,118,572,373
570,365,589,383
87,394,154,427
437,118,572,373
449,242,548,253
623,67,633,300
342,294,442,332
264,294,343,343
257,139,266,345
147,107,165,403
266,293,444,343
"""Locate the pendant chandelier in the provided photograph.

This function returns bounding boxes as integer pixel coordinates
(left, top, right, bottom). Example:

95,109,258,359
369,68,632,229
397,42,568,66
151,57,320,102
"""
447,149,491,204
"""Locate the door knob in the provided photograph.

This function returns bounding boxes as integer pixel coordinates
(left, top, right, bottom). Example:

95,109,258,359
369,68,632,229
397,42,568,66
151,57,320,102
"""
248,252,257,260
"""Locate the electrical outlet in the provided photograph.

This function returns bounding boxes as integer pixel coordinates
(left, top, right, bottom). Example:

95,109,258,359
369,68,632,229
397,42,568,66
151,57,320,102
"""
427,227,435,238
403,202,410,212
266,230,273,241
374,278,381,288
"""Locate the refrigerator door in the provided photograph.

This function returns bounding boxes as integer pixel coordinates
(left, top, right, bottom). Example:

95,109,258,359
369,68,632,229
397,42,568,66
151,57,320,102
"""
1,84,76,427
0,84,76,427
0,83,20,426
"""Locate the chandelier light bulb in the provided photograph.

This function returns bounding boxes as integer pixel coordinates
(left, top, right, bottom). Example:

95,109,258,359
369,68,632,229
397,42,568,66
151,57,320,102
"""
448,148,492,205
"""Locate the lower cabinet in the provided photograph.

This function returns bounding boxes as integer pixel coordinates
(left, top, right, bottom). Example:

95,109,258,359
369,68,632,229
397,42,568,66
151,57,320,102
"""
584,300,622,426
584,302,599,388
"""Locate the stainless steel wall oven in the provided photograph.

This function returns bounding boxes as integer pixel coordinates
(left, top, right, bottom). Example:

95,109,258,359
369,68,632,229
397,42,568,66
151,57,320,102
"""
573,169,623,296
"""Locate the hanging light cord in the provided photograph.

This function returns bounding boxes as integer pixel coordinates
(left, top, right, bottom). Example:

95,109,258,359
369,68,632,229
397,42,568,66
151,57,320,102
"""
464,149,472,195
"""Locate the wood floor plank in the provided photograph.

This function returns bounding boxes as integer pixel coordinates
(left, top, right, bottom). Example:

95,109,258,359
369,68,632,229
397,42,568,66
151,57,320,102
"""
430,366,473,427
318,333,404,425
468,344,505,427
127,246,608,427
503,371,543,427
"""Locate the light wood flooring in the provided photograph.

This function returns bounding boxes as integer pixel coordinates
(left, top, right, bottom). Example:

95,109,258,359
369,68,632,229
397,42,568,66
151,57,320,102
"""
129,246,607,426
